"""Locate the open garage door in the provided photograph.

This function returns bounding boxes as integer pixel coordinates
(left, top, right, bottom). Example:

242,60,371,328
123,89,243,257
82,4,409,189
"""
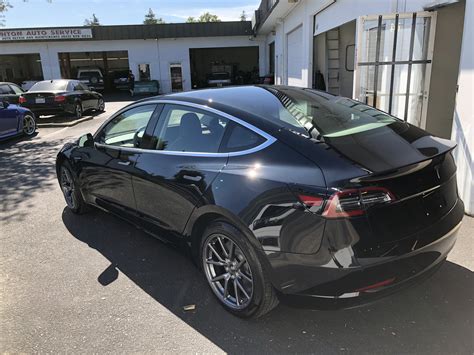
287,25,303,86
189,46,259,89
58,50,129,92
0,54,44,89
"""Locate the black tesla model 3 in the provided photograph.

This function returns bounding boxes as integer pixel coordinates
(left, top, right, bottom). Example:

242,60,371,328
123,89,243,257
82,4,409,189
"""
56,86,464,318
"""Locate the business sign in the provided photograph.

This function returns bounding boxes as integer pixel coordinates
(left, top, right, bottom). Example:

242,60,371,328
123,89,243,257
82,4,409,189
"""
0,28,93,41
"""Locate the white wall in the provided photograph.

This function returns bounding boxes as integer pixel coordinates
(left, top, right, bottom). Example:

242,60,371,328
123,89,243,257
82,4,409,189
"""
451,0,473,215
0,35,264,93
268,0,439,88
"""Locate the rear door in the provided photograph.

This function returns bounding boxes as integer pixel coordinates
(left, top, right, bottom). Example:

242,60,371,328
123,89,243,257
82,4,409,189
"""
75,103,159,217
132,103,229,237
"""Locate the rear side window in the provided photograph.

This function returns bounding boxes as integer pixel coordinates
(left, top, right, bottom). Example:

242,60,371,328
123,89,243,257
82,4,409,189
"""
219,122,265,153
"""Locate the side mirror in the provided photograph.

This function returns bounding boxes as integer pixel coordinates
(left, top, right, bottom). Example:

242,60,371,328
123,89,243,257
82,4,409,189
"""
78,133,94,148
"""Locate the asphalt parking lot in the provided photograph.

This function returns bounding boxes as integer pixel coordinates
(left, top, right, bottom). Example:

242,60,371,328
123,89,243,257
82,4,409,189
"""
1,98,473,354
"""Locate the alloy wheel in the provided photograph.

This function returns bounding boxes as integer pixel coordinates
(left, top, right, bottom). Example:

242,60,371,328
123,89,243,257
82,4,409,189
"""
22,115,35,136
60,167,76,209
203,234,254,309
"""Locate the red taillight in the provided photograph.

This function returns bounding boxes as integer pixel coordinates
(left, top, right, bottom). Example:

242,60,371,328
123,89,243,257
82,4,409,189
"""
298,194,324,207
54,95,66,103
297,187,395,218
322,187,395,218
19,96,27,104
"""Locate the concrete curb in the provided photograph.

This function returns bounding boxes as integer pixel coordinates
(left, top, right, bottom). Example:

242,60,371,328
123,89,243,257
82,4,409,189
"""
36,115,94,128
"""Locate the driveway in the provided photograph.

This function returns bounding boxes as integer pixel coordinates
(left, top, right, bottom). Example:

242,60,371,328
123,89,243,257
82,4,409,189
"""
1,98,473,353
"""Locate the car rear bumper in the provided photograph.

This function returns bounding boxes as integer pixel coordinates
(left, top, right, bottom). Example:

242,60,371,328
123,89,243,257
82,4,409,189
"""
265,197,464,309
29,106,69,116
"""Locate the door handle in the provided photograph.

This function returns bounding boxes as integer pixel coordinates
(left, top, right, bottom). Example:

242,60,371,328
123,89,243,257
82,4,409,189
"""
117,161,131,166
183,174,202,182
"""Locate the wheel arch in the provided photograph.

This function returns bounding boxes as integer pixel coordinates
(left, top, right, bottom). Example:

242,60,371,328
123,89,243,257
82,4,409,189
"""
184,205,264,267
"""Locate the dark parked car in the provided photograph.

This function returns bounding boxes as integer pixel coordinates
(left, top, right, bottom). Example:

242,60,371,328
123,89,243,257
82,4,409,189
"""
207,72,232,87
20,79,105,118
0,82,25,104
0,101,36,140
56,86,464,318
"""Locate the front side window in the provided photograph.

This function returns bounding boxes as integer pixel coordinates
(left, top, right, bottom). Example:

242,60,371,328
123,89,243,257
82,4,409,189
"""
98,104,157,147
152,104,228,153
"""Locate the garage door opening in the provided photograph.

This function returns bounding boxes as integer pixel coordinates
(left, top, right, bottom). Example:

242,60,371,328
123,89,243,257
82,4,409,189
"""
189,47,259,89
58,50,129,92
0,54,44,89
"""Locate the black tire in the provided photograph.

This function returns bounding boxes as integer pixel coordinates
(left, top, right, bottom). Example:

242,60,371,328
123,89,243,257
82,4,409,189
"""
59,162,88,214
73,102,83,119
200,221,279,318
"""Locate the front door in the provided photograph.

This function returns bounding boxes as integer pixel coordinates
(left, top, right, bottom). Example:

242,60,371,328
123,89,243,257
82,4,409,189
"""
74,103,159,216
170,64,183,92
354,12,436,127
132,103,229,237
0,105,19,138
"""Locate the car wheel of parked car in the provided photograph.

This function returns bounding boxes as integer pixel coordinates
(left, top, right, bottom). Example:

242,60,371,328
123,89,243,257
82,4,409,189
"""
97,98,105,112
201,221,279,318
59,163,88,214
74,103,83,119
22,114,36,136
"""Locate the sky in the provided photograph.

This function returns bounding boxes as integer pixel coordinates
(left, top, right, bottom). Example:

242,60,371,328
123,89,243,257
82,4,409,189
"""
2,0,260,28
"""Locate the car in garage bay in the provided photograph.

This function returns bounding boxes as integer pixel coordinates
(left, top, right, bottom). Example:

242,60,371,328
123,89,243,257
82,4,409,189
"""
0,82,26,104
56,85,464,318
20,79,105,118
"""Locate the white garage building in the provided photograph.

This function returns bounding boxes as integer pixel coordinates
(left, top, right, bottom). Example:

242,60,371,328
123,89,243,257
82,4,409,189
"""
0,22,265,93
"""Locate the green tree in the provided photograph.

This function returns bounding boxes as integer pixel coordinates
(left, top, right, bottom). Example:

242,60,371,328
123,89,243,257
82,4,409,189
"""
84,13,100,26
240,10,247,21
143,8,165,25
186,12,220,23
0,0,12,13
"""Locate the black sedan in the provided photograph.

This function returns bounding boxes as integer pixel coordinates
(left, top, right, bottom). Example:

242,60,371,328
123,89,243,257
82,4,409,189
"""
0,82,25,104
56,86,464,318
20,79,105,118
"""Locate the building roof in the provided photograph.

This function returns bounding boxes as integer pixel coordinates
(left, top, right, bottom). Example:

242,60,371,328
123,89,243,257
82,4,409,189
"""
0,21,253,43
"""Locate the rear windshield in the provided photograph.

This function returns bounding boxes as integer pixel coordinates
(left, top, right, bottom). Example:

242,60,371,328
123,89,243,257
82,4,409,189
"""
79,71,102,78
30,81,68,92
186,86,399,138
261,87,397,138
209,73,230,80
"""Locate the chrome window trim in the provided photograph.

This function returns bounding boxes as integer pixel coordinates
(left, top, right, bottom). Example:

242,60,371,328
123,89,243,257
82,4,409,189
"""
95,99,277,157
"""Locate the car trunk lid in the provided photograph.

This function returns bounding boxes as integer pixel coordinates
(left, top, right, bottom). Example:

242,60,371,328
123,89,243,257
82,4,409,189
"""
21,91,65,108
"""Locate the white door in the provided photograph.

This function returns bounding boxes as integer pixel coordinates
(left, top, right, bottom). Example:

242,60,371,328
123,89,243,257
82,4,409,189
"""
286,25,304,87
354,12,437,127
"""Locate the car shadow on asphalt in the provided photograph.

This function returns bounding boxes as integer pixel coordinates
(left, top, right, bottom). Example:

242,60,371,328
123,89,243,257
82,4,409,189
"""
62,207,474,354
0,136,62,223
